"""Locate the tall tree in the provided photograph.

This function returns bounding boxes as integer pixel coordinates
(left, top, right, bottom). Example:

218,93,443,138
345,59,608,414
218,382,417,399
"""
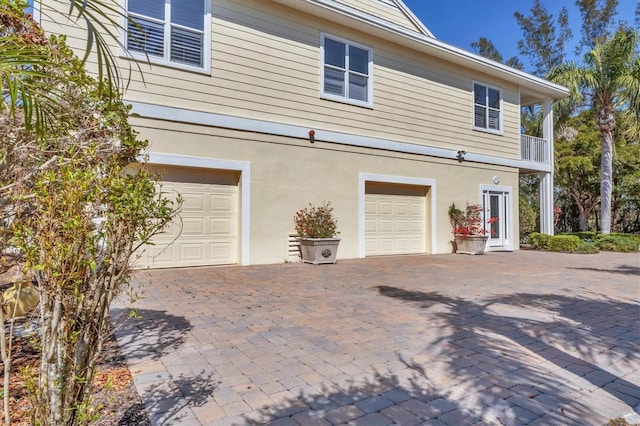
514,0,573,77
471,37,523,69
549,27,640,234
555,111,601,230
575,0,619,55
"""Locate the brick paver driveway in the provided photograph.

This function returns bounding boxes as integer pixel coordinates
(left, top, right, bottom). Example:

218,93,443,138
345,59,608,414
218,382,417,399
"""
112,251,640,425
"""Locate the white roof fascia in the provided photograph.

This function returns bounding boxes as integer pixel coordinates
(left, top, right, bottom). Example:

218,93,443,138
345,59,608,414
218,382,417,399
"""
393,0,435,38
271,0,569,100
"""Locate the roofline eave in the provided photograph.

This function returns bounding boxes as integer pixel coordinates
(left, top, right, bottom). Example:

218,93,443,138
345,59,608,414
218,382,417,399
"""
271,0,569,101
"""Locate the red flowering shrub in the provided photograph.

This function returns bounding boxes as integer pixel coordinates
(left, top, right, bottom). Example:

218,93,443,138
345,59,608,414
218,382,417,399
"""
449,202,497,236
294,201,339,238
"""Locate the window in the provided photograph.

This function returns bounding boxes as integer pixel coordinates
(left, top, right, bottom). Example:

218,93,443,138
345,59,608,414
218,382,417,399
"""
321,34,372,107
126,0,209,71
473,82,502,132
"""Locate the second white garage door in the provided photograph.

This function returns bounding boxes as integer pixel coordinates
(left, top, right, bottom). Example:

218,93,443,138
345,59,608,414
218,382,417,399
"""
365,182,427,256
141,167,239,269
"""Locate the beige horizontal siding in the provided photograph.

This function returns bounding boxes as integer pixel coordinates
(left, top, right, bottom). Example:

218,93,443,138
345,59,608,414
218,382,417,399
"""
333,0,423,32
40,0,522,160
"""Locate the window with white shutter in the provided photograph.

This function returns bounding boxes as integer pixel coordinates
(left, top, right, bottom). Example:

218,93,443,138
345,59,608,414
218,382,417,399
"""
473,82,502,133
321,34,373,107
126,0,210,71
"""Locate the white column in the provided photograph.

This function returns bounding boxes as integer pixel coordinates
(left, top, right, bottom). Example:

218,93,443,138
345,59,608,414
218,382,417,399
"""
540,99,554,235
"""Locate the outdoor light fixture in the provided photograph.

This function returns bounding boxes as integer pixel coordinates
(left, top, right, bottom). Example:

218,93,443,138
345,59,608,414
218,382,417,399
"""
308,129,315,143
456,150,466,162
493,176,501,185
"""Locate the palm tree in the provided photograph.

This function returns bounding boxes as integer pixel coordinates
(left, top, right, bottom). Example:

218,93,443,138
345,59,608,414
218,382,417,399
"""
1,0,130,140
549,27,640,234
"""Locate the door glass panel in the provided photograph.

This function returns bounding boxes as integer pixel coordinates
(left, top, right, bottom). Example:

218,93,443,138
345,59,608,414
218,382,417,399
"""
490,194,500,239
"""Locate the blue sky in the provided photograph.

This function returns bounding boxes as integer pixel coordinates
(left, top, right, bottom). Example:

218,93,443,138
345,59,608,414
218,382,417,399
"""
403,0,637,70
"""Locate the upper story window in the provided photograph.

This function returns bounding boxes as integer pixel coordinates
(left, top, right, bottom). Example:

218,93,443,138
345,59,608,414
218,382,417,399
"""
125,0,210,72
473,82,502,133
321,34,373,108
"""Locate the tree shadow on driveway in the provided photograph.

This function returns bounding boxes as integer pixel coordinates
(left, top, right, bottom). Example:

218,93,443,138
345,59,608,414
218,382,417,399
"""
110,308,220,424
374,285,640,424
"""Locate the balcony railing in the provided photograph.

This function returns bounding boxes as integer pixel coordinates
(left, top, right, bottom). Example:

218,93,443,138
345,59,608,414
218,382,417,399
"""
520,134,549,164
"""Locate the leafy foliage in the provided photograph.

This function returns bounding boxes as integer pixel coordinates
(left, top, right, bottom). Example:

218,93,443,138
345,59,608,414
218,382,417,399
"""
550,27,640,234
0,5,178,425
547,235,581,252
448,203,496,237
514,0,572,77
518,195,537,237
555,110,601,231
470,37,523,69
294,202,339,239
575,0,619,55
594,234,639,252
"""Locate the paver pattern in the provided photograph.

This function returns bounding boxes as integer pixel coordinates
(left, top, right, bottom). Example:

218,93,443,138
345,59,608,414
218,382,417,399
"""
112,251,640,425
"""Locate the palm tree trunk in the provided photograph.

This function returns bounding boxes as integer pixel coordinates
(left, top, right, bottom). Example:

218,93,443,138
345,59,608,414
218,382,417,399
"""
598,108,615,234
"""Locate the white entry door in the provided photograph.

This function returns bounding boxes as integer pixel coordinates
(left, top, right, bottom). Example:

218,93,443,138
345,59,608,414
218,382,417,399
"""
482,189,511,249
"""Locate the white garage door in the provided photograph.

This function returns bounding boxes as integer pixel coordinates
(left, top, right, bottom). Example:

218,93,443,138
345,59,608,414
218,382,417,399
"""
365,183,427,256
140,167,239,268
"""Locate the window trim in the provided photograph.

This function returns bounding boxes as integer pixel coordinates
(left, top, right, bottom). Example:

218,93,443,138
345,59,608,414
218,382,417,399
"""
320,33,373,108
472,80,503,135
26,0,40,23
120,0,212,74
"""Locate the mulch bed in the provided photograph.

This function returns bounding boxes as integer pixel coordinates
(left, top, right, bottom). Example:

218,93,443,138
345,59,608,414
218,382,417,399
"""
0,325,150,425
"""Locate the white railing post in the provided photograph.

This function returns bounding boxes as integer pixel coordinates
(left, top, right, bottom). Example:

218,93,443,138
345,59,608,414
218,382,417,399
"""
520,134,549,164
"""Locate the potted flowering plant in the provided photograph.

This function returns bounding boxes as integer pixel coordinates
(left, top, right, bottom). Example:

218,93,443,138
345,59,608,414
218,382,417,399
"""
448,202,497,255
294,201,340,264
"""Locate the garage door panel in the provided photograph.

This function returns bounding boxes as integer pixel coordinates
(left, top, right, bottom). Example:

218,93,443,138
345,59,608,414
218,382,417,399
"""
210,242,235,261
211,193,235,212
379,202,393,215
182,218,206,235
180,244,206,262
396,203,408,215
379,220,394,233
181,193,208,212
365,186,427,257
211,218,234,235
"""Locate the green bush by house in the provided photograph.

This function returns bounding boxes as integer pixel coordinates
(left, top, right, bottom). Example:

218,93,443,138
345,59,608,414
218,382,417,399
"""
594,235,639,252
576,240,599,254
547,235,581,252
527,232,552,250
529,232,639,253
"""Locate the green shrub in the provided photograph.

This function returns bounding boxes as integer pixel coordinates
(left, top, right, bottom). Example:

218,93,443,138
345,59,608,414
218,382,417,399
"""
519,196,536,236
576,241,599,254
569,231,598,241
595,235,639,252
547,235,581,252
609,233,640,245
527,232,552,249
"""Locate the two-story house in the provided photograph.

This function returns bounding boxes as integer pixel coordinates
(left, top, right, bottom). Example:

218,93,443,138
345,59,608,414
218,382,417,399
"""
38,0,568,268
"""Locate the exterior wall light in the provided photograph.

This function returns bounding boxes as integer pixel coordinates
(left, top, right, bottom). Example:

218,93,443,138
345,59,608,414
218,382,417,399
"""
309,129,315,144
456,150,466,162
